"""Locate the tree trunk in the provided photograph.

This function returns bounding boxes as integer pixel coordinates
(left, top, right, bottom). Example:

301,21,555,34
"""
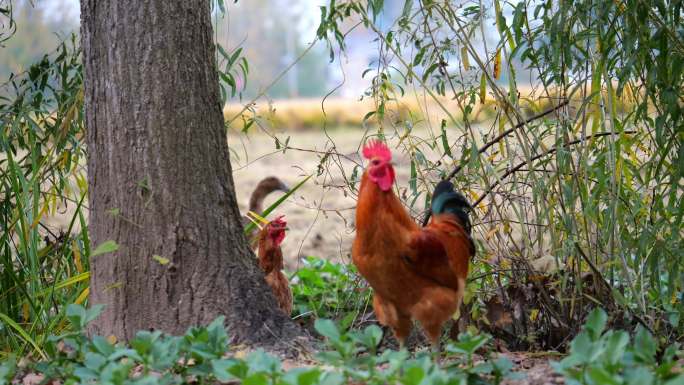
80,0,303,346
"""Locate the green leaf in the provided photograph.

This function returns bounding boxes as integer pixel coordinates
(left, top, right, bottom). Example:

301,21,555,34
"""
448,332,490,355
604,331,629,365
228,47,243,67
84,352,107,371
85,304,105,324
401,0,412,20
297,368,321,385
92,335,115,356
664,375,684,385
568,332,592,363
212,359,239,382
413,46,426,66
587,366,621,385
217,43,230,60
626,367,655,385
318,372,345,385
401,366,425,385
440,119,452,158
0,355,17,385
66,303,87,328
66,303,104,330
409,159,417,194
243,373,268,385
350,324,383,350
314,318,341,342
91,240,119,257
584,307,607,339
633,326,657,364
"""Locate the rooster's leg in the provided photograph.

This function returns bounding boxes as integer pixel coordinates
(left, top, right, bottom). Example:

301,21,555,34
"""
373,295,411,350
420,320,444,356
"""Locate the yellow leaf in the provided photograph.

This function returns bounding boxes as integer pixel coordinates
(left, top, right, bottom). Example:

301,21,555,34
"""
493,48,502,80
452,307,462,320
485,226,499,240
498,114,506,156
591,61,603,135
91,240,119,257
104,282,123,292
530,308,540,321
494,0,503,32
72,240,83,273
461,46,470,69
74,287,90,305
22,302,30,323
479,73,487,104
30,203,48,229
153,255,170,265
234,348,249,359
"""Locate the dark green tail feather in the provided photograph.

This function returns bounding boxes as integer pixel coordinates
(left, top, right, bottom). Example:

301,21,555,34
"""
431,180,472,234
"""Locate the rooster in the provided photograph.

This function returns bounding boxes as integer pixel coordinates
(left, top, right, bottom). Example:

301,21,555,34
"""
256,215,293,315
352,140,474,351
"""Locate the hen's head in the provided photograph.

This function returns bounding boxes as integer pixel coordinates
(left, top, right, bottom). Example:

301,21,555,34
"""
256,176,290,194
362,140,395,191
265,215,287,246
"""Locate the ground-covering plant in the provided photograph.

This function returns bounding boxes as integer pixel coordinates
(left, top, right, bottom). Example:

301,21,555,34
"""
0,304,524,385
552,308,684,385
2,305,682,385
290,256,371,327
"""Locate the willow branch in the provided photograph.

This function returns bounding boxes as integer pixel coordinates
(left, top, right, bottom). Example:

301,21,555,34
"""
472,130,637,207
421,100,569,225
447,100,570,182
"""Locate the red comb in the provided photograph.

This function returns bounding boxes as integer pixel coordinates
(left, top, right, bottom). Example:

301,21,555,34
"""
362,140,392,162
270,215,287,228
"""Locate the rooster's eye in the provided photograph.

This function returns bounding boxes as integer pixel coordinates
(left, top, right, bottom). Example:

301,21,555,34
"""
371,159,381,166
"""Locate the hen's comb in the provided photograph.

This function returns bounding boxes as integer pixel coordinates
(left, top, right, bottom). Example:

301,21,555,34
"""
270,215,287,228
362,140,392,162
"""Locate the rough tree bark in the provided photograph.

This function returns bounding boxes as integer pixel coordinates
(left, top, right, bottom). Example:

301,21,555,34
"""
80,0,303,346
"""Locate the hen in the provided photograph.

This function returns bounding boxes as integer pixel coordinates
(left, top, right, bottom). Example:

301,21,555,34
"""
352,140,474,351
243,176,289,247
256,215,293,315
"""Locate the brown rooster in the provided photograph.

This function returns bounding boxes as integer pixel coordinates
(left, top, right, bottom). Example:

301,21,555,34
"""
352,140,474,351
257,215,292,315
